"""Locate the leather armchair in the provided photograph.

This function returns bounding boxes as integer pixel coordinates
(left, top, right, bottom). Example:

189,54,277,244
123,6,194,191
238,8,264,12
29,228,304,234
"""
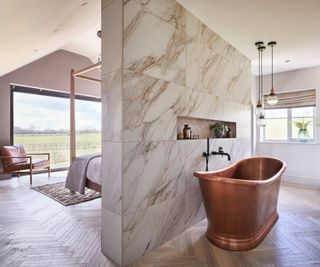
0,145,50,185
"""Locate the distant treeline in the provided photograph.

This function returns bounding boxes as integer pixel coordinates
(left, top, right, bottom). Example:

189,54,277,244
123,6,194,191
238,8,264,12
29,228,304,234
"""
14,127,100,134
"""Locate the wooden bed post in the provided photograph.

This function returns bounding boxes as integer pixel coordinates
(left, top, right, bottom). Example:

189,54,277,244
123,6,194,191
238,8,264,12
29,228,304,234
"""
70,69,76,162
69,62,101,165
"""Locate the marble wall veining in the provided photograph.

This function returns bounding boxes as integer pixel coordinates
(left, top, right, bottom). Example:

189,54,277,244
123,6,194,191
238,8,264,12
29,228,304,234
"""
101,0,252,266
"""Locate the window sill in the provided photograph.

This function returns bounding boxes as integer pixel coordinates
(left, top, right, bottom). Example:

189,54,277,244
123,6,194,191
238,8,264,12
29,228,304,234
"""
259,141,318,145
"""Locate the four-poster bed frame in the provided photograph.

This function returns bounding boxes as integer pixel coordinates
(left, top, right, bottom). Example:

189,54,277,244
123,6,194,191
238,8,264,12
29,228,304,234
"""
69,62,102,192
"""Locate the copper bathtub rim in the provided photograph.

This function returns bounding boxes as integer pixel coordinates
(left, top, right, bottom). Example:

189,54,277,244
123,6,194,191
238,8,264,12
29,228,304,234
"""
194,156,286,186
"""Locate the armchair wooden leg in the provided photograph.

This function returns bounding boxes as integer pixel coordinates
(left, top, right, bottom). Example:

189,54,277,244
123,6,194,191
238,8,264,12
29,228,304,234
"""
29,159,33,185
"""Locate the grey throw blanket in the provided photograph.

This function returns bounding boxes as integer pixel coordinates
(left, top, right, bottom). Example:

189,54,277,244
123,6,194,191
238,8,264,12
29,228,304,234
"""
65,153,101,194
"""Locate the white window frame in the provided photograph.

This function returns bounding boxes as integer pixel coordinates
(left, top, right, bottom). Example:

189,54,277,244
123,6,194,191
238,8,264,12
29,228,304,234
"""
260,106,316,143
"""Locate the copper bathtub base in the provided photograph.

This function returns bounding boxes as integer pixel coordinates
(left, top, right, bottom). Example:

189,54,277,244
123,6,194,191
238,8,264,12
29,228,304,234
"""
206,211,279,251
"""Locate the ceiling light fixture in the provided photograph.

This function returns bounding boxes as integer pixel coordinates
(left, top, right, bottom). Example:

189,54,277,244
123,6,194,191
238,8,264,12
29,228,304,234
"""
267,41,278,105
255,41,266,127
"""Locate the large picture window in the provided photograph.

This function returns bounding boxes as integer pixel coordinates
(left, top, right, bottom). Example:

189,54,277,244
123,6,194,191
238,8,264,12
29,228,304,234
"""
11,85,101,169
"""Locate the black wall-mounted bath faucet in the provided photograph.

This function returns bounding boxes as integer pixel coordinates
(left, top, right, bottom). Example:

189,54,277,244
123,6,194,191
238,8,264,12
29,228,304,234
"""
212,146,231,161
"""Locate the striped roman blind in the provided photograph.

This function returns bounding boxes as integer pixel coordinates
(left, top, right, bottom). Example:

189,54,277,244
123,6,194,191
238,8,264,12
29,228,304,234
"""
264,89,316,109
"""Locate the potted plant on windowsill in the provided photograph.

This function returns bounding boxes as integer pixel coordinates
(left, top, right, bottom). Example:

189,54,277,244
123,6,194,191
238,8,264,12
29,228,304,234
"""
294,120,311,143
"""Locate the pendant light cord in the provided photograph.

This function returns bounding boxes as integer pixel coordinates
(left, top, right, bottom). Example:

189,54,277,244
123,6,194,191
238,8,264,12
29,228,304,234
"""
261,47,263,102
258,46,261,102
271,44,274,89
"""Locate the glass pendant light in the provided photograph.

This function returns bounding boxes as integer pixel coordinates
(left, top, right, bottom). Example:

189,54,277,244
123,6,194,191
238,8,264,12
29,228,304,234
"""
255,42,266,126
267,41,278,105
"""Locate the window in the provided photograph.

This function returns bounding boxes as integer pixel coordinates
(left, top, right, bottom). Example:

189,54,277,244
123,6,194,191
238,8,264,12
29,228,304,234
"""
11,86,101,169
75,98,101,157
261,106,315,142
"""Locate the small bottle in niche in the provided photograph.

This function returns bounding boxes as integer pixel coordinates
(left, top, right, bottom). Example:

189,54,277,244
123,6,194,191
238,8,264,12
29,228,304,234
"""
183,124,191,139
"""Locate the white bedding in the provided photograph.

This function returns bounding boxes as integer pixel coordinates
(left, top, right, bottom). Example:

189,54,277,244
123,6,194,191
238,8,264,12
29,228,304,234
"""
86,156,102,185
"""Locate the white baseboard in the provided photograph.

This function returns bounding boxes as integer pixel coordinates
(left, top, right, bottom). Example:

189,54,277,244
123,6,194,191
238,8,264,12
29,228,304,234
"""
282,174,320,187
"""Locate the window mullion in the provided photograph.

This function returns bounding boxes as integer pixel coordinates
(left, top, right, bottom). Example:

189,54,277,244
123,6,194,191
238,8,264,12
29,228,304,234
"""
288,108,292,141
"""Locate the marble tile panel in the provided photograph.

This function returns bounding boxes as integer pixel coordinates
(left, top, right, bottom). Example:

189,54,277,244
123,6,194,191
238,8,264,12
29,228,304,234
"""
101,0,122,75
186,11,234,62
102,70,122,142
232,66,252,105
124,1,186,86
101,142,122,214
226,137,251,162
186,41,234,99
123,141,185,215
123,71,185,142
123,194,186,265
183,88,235,123
185,41,214,94
210,138,236,169
234,103,251,138
185,188,206,228
210,57,235,99
132,0,186,29
101,208,122,266
184,139,207,192
233,48,251,70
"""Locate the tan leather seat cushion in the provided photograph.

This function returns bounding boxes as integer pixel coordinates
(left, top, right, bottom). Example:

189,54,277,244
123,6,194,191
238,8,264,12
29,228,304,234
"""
4,159,50,172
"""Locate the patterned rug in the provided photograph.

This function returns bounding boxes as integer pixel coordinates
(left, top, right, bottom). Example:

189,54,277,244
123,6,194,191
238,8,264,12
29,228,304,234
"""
32,182,101,206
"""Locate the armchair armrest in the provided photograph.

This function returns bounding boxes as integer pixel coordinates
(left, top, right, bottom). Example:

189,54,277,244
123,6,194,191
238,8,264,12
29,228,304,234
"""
0,156,32,160
0,156,33,166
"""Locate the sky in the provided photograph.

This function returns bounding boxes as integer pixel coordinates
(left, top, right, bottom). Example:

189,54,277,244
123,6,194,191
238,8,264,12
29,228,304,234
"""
14,92,101,131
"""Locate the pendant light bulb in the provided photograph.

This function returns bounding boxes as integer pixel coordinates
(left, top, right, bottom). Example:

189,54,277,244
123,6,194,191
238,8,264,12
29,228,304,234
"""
257,110,266,127
255,100,264,115
257,115,267,127
267,88,278,105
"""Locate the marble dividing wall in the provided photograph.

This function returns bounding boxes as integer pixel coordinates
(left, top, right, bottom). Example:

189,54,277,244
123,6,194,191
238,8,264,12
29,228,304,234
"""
101,0,252,266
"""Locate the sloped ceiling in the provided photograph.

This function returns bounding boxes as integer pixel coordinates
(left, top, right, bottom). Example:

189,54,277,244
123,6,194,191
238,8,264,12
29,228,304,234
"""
2,0,320,76
0,0,100,77
177,0,320,75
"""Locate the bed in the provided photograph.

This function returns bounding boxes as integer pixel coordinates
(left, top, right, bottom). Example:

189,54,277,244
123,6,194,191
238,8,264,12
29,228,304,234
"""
85,156,101,192
65,154,101,194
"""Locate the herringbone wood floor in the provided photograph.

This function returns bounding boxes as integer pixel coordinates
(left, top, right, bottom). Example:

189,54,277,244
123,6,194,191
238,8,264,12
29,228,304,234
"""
0,173,319,267
0,172,116,267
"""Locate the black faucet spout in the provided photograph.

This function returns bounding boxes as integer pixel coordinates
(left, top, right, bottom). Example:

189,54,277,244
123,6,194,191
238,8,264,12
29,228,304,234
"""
211,149,231,161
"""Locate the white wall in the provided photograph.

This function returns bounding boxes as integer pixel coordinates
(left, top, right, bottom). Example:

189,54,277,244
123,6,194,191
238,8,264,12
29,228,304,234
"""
255,66,320,186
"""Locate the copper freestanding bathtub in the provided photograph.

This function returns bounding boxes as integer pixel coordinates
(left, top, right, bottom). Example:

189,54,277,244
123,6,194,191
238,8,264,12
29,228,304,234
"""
194,157,286,251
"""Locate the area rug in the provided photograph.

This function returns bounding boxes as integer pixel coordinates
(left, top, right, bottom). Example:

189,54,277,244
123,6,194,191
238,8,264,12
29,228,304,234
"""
32,182,101,206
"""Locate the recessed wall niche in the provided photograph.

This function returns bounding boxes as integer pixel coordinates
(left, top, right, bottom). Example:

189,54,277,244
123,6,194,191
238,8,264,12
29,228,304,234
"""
177,116,237,140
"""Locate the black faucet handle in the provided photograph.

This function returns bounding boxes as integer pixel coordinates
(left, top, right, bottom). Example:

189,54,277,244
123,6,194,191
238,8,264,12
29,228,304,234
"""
218,146,223,152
